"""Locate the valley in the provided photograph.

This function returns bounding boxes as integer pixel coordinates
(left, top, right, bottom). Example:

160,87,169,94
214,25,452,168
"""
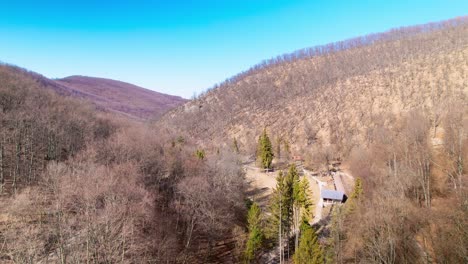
0,15,467,264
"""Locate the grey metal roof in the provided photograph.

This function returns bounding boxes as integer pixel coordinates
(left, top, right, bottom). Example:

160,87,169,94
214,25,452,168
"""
333,174,346,194
321,189,344,201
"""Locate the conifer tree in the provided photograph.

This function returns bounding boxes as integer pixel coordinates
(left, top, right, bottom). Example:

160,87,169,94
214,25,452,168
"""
267,171,289,239
245,202,264,263
347,177,364,213
267,171,292,262
257,128,274,169
328,206,346,264
282,165,296,258
293,222,324,264
284,164,296,220
293,174,313,250
268,164,315,261
299,177,313,219
350,177,363,199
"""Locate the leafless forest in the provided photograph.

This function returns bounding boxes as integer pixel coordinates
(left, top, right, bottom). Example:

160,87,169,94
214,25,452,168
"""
159,17,467,263
1,17,467,263
0,66,246,262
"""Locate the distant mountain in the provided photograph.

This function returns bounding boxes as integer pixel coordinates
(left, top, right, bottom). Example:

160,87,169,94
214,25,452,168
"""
53,76,187,120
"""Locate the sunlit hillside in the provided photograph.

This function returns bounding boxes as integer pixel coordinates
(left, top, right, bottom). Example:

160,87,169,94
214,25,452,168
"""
1,16,467,264
158,17,468,263
161,18,467,158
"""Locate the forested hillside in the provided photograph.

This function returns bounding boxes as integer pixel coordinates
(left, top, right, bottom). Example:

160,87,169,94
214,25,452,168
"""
0,67,186,120
158,17,468,263
0,65,246,262
55,76,187,120
161,17,467,156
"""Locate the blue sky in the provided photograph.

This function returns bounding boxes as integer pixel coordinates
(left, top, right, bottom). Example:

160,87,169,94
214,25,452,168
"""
0,1,466,98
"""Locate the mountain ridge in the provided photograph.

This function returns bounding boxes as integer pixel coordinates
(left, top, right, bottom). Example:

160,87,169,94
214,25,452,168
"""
0,63,187,120
54,75,187,120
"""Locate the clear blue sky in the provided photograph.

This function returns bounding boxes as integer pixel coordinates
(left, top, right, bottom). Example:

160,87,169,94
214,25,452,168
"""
0,0,466,98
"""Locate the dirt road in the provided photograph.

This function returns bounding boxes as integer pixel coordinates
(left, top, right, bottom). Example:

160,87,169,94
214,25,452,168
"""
244,163,278,209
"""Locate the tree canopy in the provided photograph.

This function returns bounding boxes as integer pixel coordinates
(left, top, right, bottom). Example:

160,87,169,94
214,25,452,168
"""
257,128,274,169
294,223,324,264
244,202,264,262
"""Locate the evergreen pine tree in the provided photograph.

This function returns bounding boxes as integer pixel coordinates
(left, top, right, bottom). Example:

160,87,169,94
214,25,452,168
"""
245,202,264,263
347,177,364,213
247,202,262,231
292,165,313,251
268,164,316,261
328,206,346,264
284,164,296,224
266,169,294,261
299,177,313,219
266,171,288,239
257,128,274,169
293,223,324,264
267,165,303,259
350,177,363,199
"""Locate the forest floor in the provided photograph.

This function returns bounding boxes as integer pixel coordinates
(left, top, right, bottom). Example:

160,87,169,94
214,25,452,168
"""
244,163,277,210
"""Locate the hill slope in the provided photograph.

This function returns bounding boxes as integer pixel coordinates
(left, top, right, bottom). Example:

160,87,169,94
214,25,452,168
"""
54,76,187,119
159,17,467,157
0,63,245,263
158,17,468,263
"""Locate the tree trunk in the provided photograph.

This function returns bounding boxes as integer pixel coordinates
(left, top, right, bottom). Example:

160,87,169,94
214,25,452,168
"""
186,216,195,249
0,139,3,194
279,201,282,264
13,137,20,194
28,128,34,183
294,207,299,251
